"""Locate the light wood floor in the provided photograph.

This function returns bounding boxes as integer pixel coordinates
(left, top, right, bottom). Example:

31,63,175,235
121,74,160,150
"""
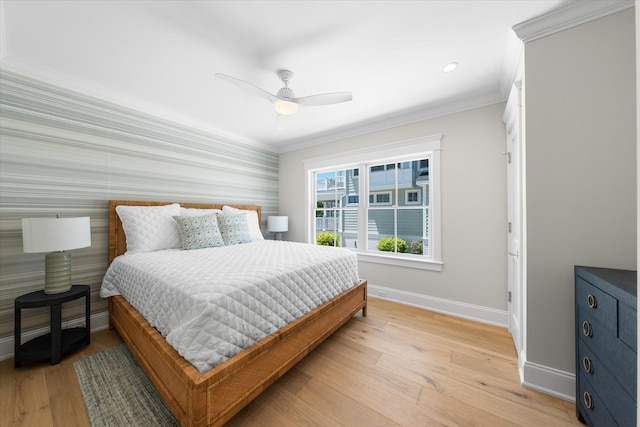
1,297,582,427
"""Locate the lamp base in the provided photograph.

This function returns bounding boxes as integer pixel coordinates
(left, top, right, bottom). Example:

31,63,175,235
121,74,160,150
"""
44,252,72,294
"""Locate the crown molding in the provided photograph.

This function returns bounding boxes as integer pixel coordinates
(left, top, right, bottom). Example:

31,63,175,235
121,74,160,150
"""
513,0,634,43
275,91,505,153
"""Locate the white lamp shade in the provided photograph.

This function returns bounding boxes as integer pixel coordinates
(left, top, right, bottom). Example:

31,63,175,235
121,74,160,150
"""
22,217,92,253
267,216,288,233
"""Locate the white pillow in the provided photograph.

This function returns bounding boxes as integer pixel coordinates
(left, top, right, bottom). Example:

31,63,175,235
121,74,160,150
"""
179,207,223,217
222,206,264,241
116,203,182,253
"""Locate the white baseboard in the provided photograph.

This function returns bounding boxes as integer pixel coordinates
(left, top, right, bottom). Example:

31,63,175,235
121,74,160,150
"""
0,311,110,362
522,360,576,402
367,283,509,327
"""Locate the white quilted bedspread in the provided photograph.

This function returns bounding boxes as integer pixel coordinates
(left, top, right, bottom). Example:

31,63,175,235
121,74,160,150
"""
101,240,359,373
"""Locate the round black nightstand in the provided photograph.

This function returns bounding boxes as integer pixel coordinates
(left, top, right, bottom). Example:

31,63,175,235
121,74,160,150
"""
14,285,91,367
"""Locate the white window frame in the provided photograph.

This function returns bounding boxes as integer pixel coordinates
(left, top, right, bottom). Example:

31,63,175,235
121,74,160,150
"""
304,134,442,271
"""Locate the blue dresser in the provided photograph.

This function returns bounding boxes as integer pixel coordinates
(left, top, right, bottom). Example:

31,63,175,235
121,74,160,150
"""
575,266,636,426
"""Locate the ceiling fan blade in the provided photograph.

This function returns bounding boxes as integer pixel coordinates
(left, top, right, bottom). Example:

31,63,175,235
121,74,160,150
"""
215,73,278,104
291,92,353,106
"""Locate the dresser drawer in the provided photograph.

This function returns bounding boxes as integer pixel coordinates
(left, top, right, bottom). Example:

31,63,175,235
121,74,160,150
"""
577,375,619,427
576,277,617,332
619,302,637,352
575,266,637,426
577,340,636,425
578,306,636,399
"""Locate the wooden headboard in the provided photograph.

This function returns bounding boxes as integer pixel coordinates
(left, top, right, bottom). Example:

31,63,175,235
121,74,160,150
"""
108,200,262,264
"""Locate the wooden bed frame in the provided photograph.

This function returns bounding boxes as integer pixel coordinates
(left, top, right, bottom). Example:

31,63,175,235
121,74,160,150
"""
107,200,367,426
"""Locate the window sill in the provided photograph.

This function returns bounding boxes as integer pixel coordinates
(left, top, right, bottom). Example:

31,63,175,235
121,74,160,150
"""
357,252,443,271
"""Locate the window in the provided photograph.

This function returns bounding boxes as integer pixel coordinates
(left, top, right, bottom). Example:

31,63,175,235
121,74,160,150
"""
405,190,420,205
314,169,359,249
369,192,392,205
304,135,442,270
367,159,428,255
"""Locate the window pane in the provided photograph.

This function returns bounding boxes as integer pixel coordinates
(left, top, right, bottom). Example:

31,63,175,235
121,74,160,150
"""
369,164,394,190
341,209,359,249
316,171,334,192
314,168,358,248
342,168,359,207
315,210,334,233
415,158,429,206
368,209,395,251
397,160,424,206
398,209,425,256
335,170,346,190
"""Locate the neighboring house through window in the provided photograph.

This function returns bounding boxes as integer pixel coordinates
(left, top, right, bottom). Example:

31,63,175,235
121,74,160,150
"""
405,190,420,205
304,135,442,271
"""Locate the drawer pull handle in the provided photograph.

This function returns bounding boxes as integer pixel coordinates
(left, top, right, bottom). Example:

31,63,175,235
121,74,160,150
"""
583,391,594,410
587,294,597,308
582,321,592,337
582,356,593,373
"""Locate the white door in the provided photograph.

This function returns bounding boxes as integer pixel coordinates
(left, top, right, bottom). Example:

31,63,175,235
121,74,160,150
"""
504,83,523,357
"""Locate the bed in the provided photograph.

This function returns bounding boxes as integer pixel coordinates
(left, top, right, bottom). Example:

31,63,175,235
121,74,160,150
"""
103,200,367,426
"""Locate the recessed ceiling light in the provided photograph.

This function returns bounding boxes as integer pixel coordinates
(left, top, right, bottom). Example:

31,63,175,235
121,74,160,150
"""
442,62,458,73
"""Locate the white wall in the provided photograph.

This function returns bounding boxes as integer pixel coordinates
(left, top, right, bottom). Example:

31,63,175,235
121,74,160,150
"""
524,8,636,377
280,103,508,315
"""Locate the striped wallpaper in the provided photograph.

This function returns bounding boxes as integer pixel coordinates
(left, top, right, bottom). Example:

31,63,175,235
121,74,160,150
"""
0,69,279,342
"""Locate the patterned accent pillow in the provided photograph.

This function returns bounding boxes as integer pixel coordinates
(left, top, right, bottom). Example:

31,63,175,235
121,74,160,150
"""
173,214,225,250
216,213,252,246
222,206,264,240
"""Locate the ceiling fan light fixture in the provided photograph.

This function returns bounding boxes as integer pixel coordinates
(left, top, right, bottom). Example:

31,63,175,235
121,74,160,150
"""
442,62,459,73
216,69,351,116
274,100,298,115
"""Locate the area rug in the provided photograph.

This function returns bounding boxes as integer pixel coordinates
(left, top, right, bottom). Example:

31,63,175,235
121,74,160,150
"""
73,344,179,427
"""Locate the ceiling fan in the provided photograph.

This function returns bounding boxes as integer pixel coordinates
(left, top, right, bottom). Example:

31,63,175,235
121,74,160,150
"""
215,70,352,116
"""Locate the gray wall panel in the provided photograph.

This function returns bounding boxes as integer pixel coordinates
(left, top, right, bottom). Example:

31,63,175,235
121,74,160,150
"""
0,70,279,339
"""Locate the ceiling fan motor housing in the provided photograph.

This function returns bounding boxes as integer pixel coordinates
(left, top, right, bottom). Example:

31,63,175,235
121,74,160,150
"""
277,86,295,99
277,70,295,99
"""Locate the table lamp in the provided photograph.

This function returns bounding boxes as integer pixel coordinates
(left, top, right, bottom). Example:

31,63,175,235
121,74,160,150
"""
267,216,288,241
22,216,91,294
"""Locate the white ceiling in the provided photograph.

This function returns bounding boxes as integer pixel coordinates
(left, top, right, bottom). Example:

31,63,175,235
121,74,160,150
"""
0,0,626,152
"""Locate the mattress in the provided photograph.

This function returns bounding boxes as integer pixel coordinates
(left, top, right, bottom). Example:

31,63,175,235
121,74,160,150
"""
101,240,359,373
